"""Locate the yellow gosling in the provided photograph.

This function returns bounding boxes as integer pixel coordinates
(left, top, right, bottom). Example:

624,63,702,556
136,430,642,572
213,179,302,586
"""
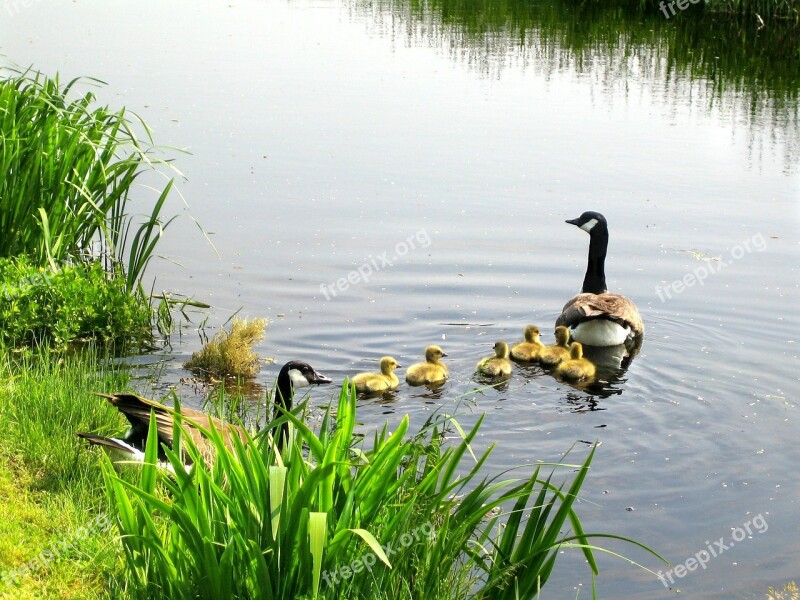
510,325,545,362
406,345,448,385
351,356,401,393
554,342,596,382
476,341,512,377
538,326,572,367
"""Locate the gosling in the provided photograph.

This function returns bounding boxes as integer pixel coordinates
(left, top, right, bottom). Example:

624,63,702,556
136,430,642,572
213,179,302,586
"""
538,326,572,367
351,356,401,393
510,325,545,362
406,345,448,386
476,341,512,377
554,342,596,382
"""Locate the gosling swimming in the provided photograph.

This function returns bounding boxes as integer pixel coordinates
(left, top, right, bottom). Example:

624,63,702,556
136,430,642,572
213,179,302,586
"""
351,356,401,393
510,325,545,362
538,326,572,367
554,342,596,382
476,341,512,377
406,345,448,385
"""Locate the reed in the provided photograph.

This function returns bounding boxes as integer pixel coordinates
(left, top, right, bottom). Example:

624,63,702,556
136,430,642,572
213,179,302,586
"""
102,382,666,599
0,66,179,292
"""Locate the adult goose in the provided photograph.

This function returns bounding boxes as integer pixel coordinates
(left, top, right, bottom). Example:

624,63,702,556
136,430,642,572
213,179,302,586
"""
77,360,331,465
556,211,644,346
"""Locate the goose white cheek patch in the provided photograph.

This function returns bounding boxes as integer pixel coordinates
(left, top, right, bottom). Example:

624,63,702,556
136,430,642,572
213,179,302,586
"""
579,218,598,232
288,369,311,388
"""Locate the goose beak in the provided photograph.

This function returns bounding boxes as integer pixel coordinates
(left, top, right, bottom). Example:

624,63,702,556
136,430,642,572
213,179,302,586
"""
565,217,581,226
310,371,332,385
440,352,448,357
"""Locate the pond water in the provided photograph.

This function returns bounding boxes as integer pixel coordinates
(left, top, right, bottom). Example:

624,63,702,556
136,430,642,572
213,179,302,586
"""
2,0,799,597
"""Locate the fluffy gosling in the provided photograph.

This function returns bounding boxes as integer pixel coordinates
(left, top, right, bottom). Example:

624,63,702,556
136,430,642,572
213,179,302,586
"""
554,342,596,382
510,325,545,362
351,356,401,393
476,341,512,377
406,345,448,385
538,326,572,367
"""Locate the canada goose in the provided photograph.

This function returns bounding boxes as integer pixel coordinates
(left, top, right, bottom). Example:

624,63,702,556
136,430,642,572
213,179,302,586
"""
538,326,572,367
405,345,448,385
510,325,545,362
351,356,401,393
77,361,331,465
272,360,333,448
557,211,644,346
476,341,512,377
554,342,596,382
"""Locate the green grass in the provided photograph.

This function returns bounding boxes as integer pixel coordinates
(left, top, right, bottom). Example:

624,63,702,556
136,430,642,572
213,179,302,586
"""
0,65,179,293
0,347,130,599
103,382,666,599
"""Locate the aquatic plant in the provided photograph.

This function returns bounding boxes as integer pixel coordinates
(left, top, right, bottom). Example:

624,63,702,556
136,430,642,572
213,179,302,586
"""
0,66,179,292
184,317,268,379
767,581,800,600
102,381,666,599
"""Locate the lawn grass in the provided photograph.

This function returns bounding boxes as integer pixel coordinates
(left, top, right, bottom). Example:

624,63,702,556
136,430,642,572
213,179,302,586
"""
0,347,130,599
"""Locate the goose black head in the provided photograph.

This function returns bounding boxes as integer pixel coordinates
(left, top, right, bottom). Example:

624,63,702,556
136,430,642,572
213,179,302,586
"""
273,360,332,451
275,360,332,409
566,211,608,234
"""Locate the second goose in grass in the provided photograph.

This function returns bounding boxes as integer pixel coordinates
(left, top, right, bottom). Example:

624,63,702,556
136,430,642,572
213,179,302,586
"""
476,341,512,377
510,325,545,362
77,360,331,465
351,356,401,393
406,345,448,385
76,392,244,469
556,211,644,346
554,342,596,382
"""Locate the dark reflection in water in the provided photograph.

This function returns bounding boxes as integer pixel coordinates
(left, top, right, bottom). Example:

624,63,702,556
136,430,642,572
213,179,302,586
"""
355,0,800,169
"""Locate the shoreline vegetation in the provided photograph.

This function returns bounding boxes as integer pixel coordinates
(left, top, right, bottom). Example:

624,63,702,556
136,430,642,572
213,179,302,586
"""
0,66,181,352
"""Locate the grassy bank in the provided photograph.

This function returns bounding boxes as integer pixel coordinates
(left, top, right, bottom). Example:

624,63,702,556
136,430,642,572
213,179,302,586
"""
0,348,129,598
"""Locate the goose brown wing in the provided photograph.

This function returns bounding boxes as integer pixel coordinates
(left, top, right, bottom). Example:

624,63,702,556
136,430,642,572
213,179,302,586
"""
95,393,247,456
556,293,644,335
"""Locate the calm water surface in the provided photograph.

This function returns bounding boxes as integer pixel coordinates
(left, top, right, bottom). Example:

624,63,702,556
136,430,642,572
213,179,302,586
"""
3,0,799,597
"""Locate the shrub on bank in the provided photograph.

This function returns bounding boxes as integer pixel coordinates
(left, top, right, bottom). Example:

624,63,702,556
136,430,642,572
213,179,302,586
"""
0,256,151,348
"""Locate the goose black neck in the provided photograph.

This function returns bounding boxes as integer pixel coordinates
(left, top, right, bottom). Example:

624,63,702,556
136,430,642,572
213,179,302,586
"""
582,225,608,295
274,369,294,450
275,369,294,411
